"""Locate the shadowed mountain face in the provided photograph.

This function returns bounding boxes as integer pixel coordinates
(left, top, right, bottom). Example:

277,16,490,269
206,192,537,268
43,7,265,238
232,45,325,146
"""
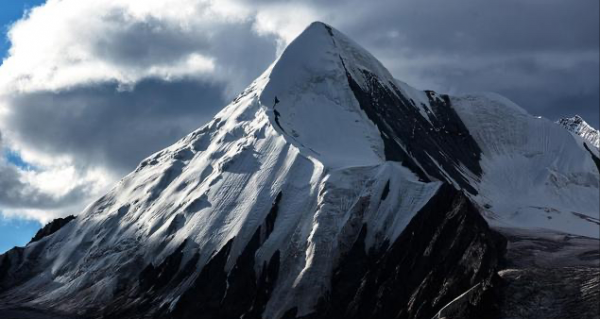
30,216,76,243
0,22,598,319
303,185,506,319
343,67,483,194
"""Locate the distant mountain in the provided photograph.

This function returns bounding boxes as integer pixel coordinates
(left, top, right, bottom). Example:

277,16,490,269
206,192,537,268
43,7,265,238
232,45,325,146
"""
558,115,600,149
1,22,598,319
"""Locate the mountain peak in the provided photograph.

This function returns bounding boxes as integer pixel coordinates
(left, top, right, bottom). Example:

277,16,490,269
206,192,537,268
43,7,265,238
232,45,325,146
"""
258,22,394,168
261,22,394,104
258,22,484,188
560,114,584,125
306,21,335,34
558,115,599,148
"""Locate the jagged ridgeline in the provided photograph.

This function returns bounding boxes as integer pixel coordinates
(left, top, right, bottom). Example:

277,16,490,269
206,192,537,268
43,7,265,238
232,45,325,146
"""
1,22,598,319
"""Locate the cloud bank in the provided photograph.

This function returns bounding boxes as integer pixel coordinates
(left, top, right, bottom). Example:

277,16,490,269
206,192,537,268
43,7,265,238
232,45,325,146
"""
0,0,598,224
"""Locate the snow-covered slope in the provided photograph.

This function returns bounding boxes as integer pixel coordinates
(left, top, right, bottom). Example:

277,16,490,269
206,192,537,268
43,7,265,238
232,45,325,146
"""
453,96,599,238
558,115,600,149
0,22,598,319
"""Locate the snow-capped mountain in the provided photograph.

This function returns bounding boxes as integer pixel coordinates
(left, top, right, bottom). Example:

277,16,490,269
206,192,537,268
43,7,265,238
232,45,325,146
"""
558,115,600,149
1,22,598,319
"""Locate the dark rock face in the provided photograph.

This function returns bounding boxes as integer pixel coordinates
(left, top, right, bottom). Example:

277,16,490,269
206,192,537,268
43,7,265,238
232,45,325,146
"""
342,61,482,194
498,227,600,269
498,267,599,319
30,215,76,243
0,305,79,319
167,202,282,319
169,238,281,319
0,245,54,297
302,184,506,319
138,240,189,293
493,228,600,319
0,216,76,293
0,247,25,292
101,194,284,319
101,246,202,318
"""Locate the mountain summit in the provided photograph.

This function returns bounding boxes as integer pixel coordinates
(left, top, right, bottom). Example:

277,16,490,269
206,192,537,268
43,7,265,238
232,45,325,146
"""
558,115,600,149
1,22,598,319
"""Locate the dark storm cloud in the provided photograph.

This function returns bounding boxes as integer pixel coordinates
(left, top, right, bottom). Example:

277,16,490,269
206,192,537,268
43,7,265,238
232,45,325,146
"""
93,14,211,67
409,51,599,123
89,15,278,94
281,0,599,127
5,79,228,175
344,0,599,54
301,0,598,126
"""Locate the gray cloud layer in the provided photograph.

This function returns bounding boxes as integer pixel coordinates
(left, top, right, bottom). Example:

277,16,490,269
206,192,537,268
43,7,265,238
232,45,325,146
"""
329,0,599,126
5,80,227,175
0,0,597,222
0,132,88,212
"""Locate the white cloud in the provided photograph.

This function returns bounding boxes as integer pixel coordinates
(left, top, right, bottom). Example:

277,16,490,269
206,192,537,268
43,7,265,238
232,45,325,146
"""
0,130,109,224
0,0,259,94
252,3,323,52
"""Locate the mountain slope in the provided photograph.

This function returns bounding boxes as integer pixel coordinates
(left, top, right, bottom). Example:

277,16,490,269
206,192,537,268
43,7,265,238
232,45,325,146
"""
0,22,598,319
453,97,599,238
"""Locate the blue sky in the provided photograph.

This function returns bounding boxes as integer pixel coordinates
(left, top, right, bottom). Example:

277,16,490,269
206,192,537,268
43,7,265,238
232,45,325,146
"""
0,217,41,253
0,0,46,254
